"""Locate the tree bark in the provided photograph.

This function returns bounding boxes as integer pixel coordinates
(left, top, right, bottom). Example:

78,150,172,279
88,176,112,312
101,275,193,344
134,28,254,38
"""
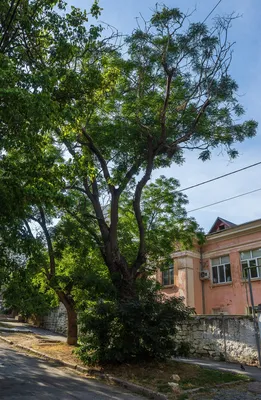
58,291,77,345
66,305,78,346
110,260,137,302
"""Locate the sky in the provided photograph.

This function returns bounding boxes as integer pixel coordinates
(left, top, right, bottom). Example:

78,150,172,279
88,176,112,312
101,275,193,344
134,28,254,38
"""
70,0,261,232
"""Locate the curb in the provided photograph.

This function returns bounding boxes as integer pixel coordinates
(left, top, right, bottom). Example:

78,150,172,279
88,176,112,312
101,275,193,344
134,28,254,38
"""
0,336,167,400
92,373,168,400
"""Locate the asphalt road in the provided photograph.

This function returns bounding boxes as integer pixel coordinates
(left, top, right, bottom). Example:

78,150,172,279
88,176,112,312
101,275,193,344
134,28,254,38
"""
0,341,144,399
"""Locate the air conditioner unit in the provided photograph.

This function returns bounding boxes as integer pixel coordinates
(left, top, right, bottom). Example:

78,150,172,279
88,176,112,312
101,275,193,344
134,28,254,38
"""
200,270,210,280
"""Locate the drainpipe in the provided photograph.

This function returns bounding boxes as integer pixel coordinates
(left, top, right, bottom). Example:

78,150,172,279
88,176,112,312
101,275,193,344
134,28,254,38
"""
200,246,206,314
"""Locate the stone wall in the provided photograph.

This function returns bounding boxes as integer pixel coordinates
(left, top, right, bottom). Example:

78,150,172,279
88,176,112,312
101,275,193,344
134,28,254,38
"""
40,303,67,336
175,315,258,364
38,305,259,365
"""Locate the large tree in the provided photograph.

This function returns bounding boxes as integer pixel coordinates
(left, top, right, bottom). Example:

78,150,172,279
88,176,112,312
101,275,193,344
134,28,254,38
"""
57,7,257,300
0,2,257,304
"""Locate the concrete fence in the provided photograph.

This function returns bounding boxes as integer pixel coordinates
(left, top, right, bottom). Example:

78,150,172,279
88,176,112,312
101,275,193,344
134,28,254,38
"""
39,304,259,364
175,315,259,364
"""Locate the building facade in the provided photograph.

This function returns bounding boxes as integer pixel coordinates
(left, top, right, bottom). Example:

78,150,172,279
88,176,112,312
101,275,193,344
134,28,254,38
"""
157,217,261,315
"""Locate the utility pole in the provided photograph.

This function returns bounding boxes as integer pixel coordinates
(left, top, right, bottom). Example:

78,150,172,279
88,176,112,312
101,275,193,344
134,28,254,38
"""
245,266,261,367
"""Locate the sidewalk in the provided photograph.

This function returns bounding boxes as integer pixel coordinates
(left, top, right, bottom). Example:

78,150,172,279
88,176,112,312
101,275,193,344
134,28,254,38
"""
0,317,66,342
174,357,261,382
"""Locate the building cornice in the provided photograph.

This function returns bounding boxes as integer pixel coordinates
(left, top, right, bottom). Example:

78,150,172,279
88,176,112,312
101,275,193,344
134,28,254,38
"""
203,239,261,259
171,250,200,259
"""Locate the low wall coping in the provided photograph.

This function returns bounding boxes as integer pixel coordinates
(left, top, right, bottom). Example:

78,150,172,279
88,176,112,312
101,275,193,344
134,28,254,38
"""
190,315,253,320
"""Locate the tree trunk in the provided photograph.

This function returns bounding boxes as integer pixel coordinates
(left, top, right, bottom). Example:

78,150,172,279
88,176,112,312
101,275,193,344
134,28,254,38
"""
110,264,137,302
66,306,78,345
57,291,77,345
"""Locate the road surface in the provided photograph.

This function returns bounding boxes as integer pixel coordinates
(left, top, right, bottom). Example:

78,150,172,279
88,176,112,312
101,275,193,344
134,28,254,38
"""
0,341,144,399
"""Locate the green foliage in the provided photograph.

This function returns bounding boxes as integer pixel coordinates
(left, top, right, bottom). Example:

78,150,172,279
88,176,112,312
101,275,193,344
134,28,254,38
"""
2,269,57,318
76,280,193,364
54,216,115,306
0,0,258,355
117,176,203,270
1,1,257,284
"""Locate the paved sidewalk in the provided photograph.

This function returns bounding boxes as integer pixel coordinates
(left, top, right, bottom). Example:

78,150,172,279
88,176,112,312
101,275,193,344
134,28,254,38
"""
0,318,66,342
175,357,261,382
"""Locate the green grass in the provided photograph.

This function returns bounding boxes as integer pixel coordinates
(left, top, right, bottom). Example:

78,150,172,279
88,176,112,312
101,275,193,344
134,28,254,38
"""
179,366,248,390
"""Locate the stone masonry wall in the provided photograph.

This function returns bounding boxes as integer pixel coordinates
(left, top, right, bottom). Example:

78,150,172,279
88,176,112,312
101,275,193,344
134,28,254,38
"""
39,305,259,365
40,303,67,336
175,315,258,364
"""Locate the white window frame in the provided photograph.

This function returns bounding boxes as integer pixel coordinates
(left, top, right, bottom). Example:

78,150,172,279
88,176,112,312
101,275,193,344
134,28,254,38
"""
241,249,261,280
211,255,232,284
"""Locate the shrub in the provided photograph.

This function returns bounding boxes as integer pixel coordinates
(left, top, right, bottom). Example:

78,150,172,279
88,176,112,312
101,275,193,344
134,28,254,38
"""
76,281,193,364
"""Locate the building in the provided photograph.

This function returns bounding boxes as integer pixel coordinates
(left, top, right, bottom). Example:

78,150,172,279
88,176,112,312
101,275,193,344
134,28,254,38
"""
157,217,261,315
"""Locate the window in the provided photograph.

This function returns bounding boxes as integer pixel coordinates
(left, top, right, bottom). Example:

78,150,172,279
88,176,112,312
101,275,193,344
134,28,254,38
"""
162,265,174,286
211,256,232,284
241,249,261,280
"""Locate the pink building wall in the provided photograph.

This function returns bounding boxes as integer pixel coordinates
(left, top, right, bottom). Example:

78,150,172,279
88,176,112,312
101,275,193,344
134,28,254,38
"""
159,218,261,315
201,225,261,315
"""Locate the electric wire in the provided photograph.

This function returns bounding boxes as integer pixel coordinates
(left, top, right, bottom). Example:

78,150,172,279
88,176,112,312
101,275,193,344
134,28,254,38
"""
187,187,261,213
179,161,261,192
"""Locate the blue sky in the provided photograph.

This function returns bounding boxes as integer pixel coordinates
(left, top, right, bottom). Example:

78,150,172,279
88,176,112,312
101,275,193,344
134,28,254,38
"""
71,0,261,232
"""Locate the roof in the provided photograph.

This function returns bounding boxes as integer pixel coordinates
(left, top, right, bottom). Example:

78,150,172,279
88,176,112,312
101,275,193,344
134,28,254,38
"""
208,217,237,234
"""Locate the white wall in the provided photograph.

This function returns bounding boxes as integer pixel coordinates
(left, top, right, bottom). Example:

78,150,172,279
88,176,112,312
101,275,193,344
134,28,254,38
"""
175,315,259,364
40,303,67,336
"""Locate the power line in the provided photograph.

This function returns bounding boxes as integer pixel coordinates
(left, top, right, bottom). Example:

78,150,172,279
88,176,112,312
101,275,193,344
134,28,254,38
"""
179,161,261,192
187,187,261,213
202,0,222,24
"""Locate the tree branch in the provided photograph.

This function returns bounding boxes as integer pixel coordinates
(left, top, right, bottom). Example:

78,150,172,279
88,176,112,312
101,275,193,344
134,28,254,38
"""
81,127,114,194
66,209,104,250
32,206,55,279
118,159,142,195
23,219,34,239
132,136,154,275
82,176,110,246
160,70,174,143
174,98,211,146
